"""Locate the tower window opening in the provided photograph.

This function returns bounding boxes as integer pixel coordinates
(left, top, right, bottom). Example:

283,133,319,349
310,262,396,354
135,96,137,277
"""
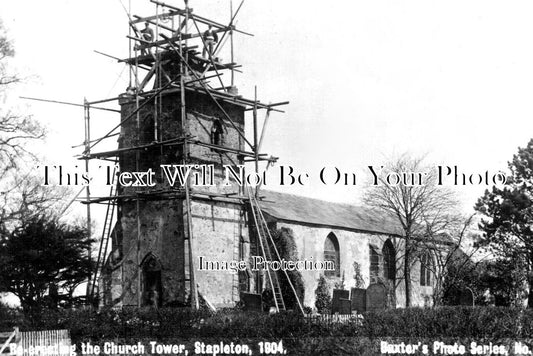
211,119,225,146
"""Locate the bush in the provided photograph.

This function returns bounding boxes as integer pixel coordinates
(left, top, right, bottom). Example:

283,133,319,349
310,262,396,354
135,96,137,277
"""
2,305,533,340
0,303,23,331
271,228,305,311
315,275,331,314
360,306,529,338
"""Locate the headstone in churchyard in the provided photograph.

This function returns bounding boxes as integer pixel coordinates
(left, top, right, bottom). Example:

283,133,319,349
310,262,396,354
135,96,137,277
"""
338,298,351,314
366,283,387,311
331,289,350,314
459,288,474,306
351,288,366,314
241,292,262,311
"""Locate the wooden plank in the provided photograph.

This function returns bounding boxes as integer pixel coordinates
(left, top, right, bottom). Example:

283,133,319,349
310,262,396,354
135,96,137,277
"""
138,85,284,113
134,14,229,41
243,157,278,162
138,62,160,92
131,11,181,25
258,108,271,152
82,138,185,159
83,192,253,205
83,136,266,160
149,0,253,36
124,37,243,73
87,96,121,105
119,44,198,63
244,101,289,111
149,1,226,29
134,31,226,50
133,15,175,34
20,96,120,113
93,50,121,61
183,86,285,113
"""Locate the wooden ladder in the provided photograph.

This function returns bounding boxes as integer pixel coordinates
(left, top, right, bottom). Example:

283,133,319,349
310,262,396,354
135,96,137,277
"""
247,187,305,315
247,187,285,311
91,162,118,299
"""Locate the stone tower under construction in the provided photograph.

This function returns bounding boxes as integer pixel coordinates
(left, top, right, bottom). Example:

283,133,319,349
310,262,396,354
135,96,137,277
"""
86,1,290,309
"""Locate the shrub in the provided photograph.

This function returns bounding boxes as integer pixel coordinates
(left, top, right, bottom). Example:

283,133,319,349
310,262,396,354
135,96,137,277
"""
271,227,305,311
0,303,23,331
360,306,525,338
2,305,533,340
315,275,331,314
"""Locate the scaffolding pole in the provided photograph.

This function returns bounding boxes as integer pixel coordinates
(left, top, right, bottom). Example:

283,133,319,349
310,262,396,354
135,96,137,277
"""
179,4,199,310
134,35,143,308
83,99,92,298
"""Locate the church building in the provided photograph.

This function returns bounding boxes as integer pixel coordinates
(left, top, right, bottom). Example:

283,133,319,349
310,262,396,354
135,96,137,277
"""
95,2,448,312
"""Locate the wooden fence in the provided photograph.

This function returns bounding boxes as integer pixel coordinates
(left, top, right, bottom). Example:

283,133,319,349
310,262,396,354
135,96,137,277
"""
304,313,363,324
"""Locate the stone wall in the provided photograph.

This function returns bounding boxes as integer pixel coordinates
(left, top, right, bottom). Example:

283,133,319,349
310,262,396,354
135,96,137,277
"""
274,221,436,310
191,199,249,308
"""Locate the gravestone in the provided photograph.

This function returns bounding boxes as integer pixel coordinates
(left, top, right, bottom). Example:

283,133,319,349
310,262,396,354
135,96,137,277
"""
459,288,474,306
338,298,352,314
241,292,262,311
351,288,366,313
331,289,350,314
366,283,388,311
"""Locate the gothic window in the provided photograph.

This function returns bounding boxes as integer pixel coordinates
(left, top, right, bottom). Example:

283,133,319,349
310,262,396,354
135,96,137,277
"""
382,239,396,281
420,252,433,287
324,233,340,277
211,119,224,146
141,253,162,307
369,245,380,283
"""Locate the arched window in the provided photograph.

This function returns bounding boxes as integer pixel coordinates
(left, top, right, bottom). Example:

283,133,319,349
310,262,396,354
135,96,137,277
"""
210,119,225,146
420,252,433,286
141,253,162,307
382,239,396,281
324,233,340,277
369,246,380,283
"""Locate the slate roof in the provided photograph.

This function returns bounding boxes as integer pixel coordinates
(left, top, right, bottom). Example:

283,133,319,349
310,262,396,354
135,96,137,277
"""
258,190,404,236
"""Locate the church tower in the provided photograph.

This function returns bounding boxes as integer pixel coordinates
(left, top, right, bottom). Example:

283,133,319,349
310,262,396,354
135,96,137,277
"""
93,1,284,308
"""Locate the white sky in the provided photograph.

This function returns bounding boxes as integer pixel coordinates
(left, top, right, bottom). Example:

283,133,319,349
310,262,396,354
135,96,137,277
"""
2,0,533,227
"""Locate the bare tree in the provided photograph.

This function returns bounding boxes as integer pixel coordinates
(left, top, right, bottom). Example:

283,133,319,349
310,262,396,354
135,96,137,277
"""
419,213,483,305
0,20,44,170
363,154,458,307
0,20,64,233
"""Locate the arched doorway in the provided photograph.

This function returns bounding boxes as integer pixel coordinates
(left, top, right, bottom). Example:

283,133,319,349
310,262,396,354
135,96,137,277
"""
141,253,162,307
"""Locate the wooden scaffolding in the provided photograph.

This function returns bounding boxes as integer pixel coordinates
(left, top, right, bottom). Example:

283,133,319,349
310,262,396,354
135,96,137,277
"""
28,0,303,314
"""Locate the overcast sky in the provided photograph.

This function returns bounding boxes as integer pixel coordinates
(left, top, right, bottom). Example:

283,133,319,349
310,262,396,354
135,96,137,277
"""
2,0,533,225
